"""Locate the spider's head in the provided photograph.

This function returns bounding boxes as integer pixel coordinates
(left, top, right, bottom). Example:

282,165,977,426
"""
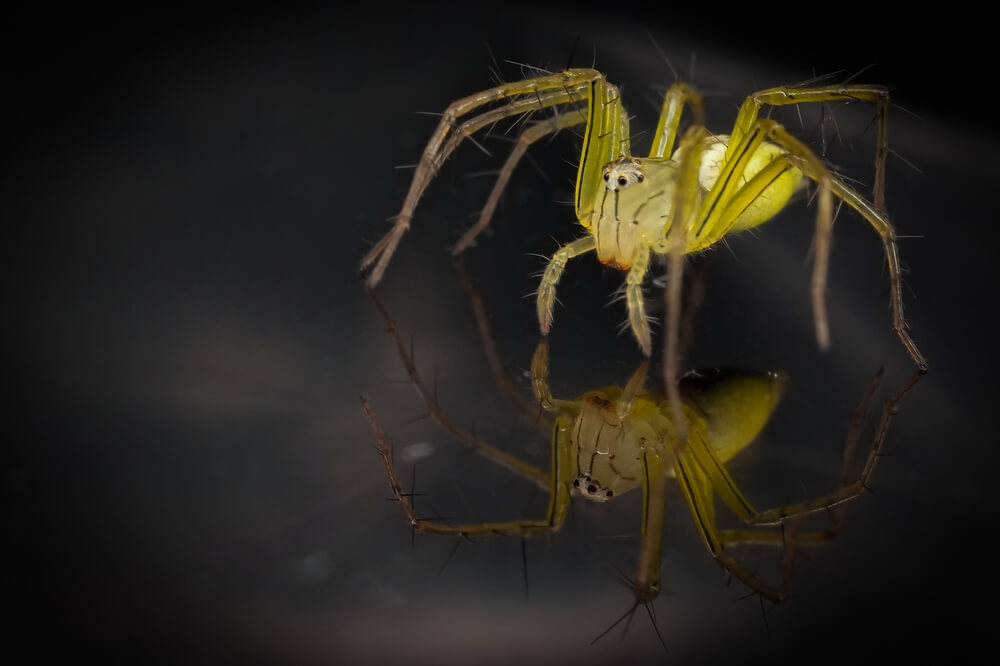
602,157,645,192
572,473,615,502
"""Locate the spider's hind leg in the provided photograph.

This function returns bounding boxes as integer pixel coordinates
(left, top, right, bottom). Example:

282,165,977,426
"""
753,120,927,371
361,69,603,287
748,367,924,526
536,235,596,335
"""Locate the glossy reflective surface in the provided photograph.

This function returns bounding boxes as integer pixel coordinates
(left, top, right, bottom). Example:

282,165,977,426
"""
8,6,995,665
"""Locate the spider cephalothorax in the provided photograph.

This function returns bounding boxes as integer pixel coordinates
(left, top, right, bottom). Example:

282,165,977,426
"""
573,474,615,502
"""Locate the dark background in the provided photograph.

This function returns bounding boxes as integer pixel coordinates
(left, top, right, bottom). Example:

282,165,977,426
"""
6,4,995,665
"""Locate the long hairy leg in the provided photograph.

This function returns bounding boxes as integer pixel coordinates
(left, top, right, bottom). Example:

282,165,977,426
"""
536,235,596,334
756,120,926,371
362,70,604,286
727,83,891,211
659,125,709,443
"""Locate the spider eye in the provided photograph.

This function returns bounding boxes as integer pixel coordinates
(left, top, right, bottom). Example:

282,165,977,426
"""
603,172,610,181
606,490,614,498
637,174,644,183
587,484,597,494
617,176,627,186
573,479,580,488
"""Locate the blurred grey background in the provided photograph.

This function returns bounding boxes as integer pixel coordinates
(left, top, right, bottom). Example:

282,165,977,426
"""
6,4,995,665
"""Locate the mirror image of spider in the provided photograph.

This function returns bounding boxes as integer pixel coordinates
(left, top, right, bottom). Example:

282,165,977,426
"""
360,284,922,645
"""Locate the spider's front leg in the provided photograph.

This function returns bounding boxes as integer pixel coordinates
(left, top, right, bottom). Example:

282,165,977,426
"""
536,72,634,340
361,70,602,287
624,245,654,355
536,236,595,335
362,396,575,539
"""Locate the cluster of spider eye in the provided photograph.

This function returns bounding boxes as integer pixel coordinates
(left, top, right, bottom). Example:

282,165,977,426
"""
573,473,615,500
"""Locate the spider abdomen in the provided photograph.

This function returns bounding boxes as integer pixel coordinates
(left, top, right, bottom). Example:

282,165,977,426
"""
683,135,803,237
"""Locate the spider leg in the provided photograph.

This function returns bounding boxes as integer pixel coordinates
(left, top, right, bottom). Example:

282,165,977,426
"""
748,368,923,526
617,352,649,423
654,125,709,442
455,256,555,431
661,367,857,603
649,81,705,159
573,78,631,224
364,283,550,488
530,338,582,414
604,349,650,459
716,527,831,548
534,73,631,341
674,363,922,531
624,244,653,355
453,111,586,255
634,447,670,602
728,84,890,211
755,121,926,371
682,117,926,371
673,446,789,602
537,235,596,335
362,396,575,538
362,69,606,287
684,118,834,351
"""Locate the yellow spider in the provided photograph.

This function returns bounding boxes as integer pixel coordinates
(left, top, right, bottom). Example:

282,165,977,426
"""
360,285,922,637
359,68,928,399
